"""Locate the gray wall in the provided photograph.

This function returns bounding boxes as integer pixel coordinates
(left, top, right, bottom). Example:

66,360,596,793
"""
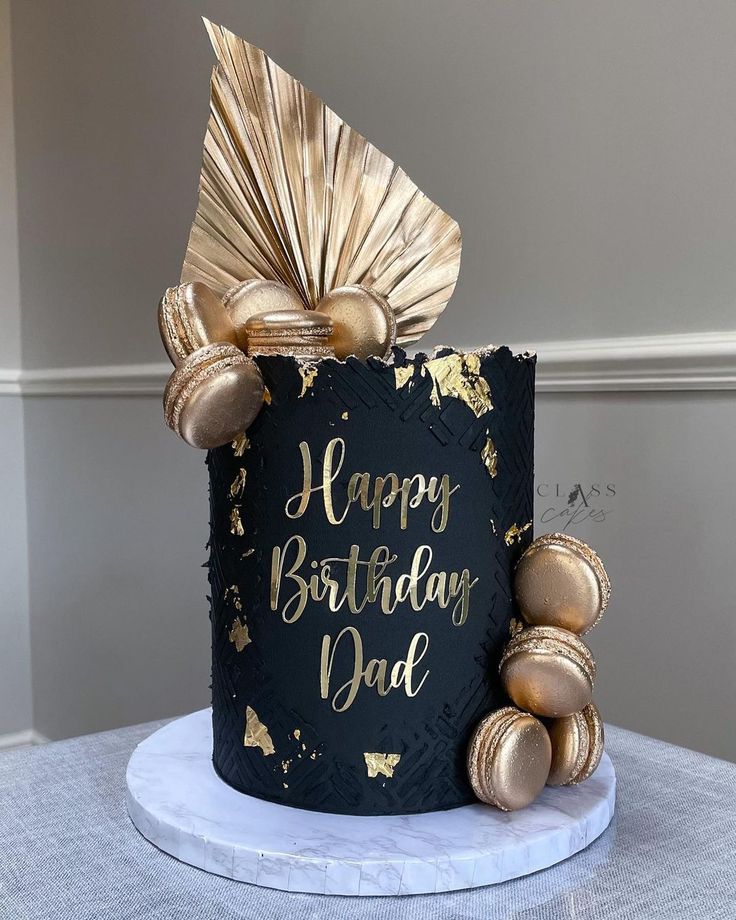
4,1,736,757
0,0,32,738
11,0,736,370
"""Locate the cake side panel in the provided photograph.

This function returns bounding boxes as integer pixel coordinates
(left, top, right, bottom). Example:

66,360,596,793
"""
208,350,535,815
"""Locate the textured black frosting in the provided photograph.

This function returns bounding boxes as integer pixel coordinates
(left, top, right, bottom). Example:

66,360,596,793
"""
208,346,535,815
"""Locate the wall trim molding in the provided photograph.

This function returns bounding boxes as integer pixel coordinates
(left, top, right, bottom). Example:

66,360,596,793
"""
1,330,735,396
0,728,49,751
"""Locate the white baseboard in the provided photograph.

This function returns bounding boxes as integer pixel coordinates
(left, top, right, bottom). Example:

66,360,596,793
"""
0,330,735,395
0,728,48,751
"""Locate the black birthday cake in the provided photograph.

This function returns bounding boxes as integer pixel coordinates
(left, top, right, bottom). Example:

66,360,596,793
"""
208,348,534,814
158,21,609,821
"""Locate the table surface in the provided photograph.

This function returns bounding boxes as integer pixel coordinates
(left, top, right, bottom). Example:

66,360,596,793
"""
1,720,735,920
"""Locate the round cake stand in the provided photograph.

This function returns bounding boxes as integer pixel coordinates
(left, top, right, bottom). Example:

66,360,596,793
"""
126,708,615,897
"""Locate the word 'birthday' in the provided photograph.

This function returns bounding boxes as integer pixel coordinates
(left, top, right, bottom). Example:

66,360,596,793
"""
285,438,460,533
271,536,477,627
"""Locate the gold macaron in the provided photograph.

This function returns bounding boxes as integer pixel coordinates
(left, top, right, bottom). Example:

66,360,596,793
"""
223,279,307,350
158,282,238,366
500,625,595,718
163,343,264,449
514,532,611,635
467,706,552,811
316,285,397,361
547,703,605,786
244,309,335,360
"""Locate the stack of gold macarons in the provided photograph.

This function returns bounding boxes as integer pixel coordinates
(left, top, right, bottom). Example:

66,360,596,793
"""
467,532,610,810
158,279,398,449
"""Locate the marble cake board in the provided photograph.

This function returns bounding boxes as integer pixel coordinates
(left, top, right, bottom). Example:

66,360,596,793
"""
126,708,615,897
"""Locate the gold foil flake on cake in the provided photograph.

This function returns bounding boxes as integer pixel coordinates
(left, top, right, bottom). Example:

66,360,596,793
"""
504,521,532,546
293,728,301,741
228,616,251,651
481,435,498,478
230,468,247,499
394,364,415,390
225,584,243,611
490,519,498,536
230,507,244,536
242,548,254,559
232,433,250,456
364,752,401,778
263,387,272,405
341,411,349,420
422,353,492,418
298,364,318,397
244,706,275,755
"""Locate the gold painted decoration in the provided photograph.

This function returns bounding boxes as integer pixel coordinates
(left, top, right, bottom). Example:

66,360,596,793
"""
364,752,401,778
499,625,595,718
223,279,306,350
245,310,334,359
230,468,247,499
481,436,498,478
158,281,238,365
547,703,604,786
298,364,318,396
317,285,396,360
228,616,251,652
232,432,250,456
504,521,532,546
162,343,265,449
393,363,415,390
514,533,611,635
467,707,551,811
244,706,275,755
224,584,243,611
424,353,492,418
230,507,244,536
181,20,462,346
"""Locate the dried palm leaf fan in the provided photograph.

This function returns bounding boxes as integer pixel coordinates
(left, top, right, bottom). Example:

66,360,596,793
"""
180,19,462,347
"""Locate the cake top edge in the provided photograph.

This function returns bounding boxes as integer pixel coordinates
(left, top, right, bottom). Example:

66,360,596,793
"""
251,344,537,368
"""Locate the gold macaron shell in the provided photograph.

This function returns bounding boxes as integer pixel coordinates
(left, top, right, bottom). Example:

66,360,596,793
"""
223,279,307,350
158,282,238,366
500,626,595,718
317,285,397,361
548,702,604,786
467,707,551,811
163,343,264,449
244,309,335,359
514,532,611,635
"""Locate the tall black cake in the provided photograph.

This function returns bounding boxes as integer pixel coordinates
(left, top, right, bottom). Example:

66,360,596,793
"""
208,347,535,815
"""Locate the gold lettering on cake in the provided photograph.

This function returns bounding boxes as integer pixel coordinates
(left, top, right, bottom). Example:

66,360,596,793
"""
228,616,251,652
364,752,401,778
320,627,429,712
285,438,459,533
270,537,477,626
504,521,532,546
244,706,274,755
